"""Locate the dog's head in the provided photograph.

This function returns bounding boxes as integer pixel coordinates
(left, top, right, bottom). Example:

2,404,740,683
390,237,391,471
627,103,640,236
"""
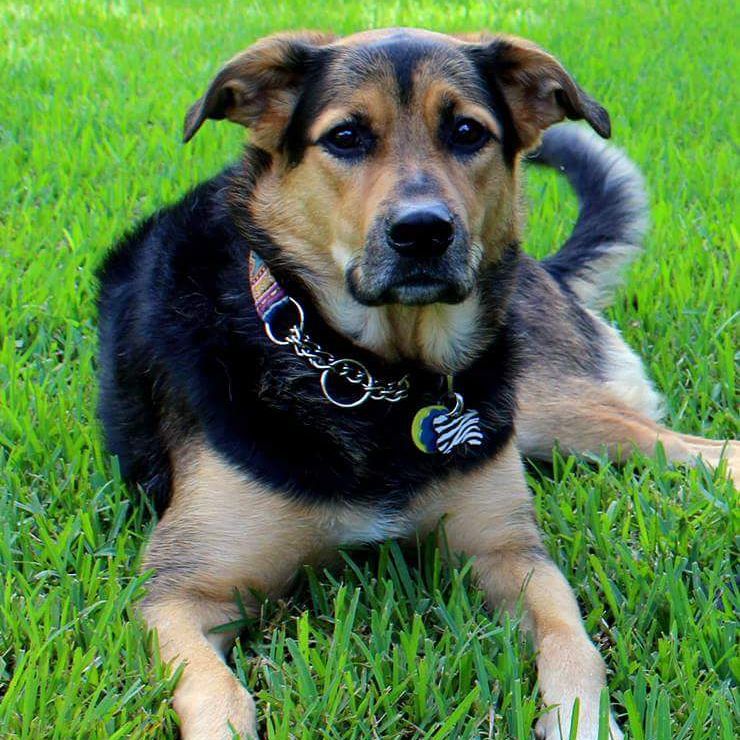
185,29,609,369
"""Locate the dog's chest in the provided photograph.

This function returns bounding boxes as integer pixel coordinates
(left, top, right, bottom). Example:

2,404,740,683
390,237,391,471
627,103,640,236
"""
202,311,519,508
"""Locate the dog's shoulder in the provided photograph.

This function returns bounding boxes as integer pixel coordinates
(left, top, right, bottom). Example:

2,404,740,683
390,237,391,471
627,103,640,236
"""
508,254,605,376
96,167,262,513
98,167,264,367
98,169,237,305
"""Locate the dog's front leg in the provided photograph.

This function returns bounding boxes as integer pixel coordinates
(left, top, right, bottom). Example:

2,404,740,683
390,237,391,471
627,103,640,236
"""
415,442,622,740
139,443,330,740
140,593,257,739
480,552,621,740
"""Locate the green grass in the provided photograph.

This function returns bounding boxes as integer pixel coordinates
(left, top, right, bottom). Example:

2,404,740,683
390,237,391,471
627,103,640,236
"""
1,0,738,737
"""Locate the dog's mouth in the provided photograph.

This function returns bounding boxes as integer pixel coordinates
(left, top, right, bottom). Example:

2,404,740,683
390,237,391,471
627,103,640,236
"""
380,274,469,306
347,265,472,306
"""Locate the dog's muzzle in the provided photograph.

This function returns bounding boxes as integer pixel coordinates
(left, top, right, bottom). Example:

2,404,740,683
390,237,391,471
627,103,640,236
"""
348,203,475,307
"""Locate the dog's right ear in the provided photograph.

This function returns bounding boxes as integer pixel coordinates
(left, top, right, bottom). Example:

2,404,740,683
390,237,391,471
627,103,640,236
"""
183,32,335,144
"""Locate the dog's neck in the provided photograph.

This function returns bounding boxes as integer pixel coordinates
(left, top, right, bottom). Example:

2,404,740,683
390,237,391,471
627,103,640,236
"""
243,242,522,376
304,249,520,373
320,294,486,371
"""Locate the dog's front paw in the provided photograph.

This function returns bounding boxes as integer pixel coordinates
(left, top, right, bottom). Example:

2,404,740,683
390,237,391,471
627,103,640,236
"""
535,700,622,740
174,675,258,740
535,631,622,740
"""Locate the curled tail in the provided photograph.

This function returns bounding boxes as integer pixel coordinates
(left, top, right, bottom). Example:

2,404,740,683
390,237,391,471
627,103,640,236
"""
531,124,649,310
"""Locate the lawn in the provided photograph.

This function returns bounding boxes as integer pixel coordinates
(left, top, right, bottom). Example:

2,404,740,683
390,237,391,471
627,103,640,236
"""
1,0,737,737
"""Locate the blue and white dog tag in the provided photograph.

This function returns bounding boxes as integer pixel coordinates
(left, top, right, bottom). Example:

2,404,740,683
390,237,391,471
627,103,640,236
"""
432,407,484,454
411,392,483,454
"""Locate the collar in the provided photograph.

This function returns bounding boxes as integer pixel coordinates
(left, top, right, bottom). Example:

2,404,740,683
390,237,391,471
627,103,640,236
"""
247,251,485,454
248,251,411,408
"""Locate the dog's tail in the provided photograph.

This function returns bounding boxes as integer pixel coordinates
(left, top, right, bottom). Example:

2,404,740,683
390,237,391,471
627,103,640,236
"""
531,124,648,310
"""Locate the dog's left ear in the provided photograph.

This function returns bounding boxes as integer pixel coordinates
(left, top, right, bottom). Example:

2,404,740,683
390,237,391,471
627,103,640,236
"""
467,35,610,150
183,31,335,145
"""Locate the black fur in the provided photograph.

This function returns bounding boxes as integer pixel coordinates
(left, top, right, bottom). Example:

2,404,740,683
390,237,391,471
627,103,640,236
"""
467,42,523,165
97,158,520,515
359,34,458,106
283,34,516,168
97,124,637,517
280,48,336,166
510,256,604,376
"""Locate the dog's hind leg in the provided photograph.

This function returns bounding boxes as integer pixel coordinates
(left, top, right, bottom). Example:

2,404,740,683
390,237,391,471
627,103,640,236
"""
140,442,332,740
516,382,739,486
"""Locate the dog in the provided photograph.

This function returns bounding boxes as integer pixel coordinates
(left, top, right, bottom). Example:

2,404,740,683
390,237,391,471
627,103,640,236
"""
97,28,738,739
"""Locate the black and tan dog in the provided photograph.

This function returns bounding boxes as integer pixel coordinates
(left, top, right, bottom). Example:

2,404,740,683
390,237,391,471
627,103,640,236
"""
97,28,738,739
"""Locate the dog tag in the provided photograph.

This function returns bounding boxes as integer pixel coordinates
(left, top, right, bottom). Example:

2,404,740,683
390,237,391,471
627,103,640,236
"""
432,408,484,454
411,393,483,454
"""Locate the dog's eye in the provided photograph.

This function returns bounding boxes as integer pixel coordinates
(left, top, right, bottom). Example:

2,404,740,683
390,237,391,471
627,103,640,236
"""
320,123,372,159
448,118,490,154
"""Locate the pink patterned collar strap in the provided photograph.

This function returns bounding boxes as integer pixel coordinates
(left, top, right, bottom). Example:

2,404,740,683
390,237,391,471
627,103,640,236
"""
248,252,289,322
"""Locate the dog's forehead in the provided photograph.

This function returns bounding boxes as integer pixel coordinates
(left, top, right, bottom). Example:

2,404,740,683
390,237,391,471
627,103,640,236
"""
326,29,484,104
282,29,490,164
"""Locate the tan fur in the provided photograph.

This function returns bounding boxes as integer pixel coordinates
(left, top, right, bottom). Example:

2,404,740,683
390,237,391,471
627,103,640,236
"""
141,442,424,739
144,439,627,739
488,35,610,149
247,54,518,371
492,38,577,149
517,379,739,484
141,444,328,738
188,28,606,370
183,32,336,145
515,302,738,484
142,391,735,740
140,597,258,739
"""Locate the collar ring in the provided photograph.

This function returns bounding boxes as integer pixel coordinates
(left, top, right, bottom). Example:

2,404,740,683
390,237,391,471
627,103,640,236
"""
264,297,305,346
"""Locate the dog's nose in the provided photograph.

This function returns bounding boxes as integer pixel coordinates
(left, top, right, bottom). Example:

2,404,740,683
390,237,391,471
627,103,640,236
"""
387,204,454,257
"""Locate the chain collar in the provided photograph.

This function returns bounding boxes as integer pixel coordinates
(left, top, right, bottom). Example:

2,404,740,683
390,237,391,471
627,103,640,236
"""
264,295,411,408
248,253,411,408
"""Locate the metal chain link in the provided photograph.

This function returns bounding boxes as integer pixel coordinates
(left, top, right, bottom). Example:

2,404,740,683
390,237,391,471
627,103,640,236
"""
264,301,410,408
